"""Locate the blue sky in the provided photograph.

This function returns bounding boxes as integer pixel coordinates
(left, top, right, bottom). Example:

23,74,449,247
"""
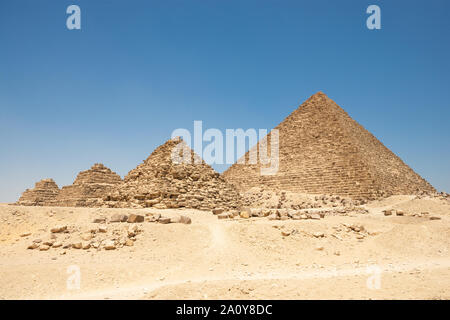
1,0,449,202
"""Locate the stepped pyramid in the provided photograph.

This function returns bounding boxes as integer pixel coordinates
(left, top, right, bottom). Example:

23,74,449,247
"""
17,179,60,206
223,92,435,199
55,163,122,207
105,137,242,210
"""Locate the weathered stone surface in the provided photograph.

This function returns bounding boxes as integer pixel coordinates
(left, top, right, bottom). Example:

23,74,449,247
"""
110,214,128,223
103,138,242,211
51,226,67,233
158,217,171,224
54,163,122,208
103,240,116,250
127,214,144,223
17,179,60,206
223,92,435,200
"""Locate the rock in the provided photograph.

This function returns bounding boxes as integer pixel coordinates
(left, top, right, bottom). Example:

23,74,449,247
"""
39,245,50,251
315,246,324,251
98,226,107,233
33,239,42,243
80,233,93,241
93,217,106,223
383,210,392,216
281,230,291,236
27,243,39,249
212,208,224,215
43,240,54,246
72,242,82,249
158,217,171,224
125,239,134,246
110,214,128,223
310,213,321,220
103,240,116,250
300,214,308,220
170,216,182,223
429,216,441,220
179,215,191,224
313,232,325,238
20,232,31,237
218,213,229,220
50,226,67,233
268,214,278,220
127,214,144,223
396,210,405,216
82,242,91,249
52,241,62,248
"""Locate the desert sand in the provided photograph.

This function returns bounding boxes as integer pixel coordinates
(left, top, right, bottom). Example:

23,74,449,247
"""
0,194,449,300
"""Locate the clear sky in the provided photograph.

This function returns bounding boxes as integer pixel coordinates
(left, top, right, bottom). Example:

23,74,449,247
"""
1,0,449,202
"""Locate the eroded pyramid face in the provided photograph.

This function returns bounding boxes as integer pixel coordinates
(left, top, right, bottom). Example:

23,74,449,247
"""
104,138,242,210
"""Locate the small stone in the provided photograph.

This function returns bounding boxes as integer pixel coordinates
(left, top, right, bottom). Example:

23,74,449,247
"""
218,213,229,220
52,241,62,248
315,246,324,251
110,214,128,223
39,245,50,251
33,239,42,243
50,226,67,233
80,233,93,241
281,230,291,236
158,217,171,224
27,243,39,249
300,214,308,220
313,232,325,238
98,226,107,233
429,216,441,220
20,232,31,237
125,239,134,247
396,210,405,216
72,242,82,249
82,242,91,250
127,214,144,223
268,214,278,220
383,210,392,216
212,208,224,215
103,240,116,250
93,217,106,224
310,213,321,220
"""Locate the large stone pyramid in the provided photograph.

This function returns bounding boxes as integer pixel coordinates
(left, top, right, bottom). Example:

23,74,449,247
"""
55,163,122,207
223,92,435,199
105,137,242,210
17,179,60,206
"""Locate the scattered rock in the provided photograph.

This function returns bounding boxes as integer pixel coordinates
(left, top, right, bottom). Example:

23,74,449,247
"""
103,240,116,250
127,214,144,223
50,226,67,233
218,213,229,220
313,232,325,238
158,217,171,224
212,208,224,215
110,214,128,223
429,216,441,220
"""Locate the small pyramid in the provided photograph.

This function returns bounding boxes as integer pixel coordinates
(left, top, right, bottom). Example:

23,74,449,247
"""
55,163,122,207
223,92,435,199
17,179,60,206
105,137,242,210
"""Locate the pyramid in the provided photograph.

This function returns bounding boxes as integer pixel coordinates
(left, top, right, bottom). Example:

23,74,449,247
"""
105,137,242,210
223,92,436,199
17,179,60,206
54,163,122,207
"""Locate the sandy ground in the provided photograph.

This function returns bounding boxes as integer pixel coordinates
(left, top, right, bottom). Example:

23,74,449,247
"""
0,195,449,300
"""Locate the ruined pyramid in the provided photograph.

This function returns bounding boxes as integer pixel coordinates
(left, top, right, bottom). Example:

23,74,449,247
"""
17,178,60,206
55,163,122,207
223,92,435,199
105,137,242,210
